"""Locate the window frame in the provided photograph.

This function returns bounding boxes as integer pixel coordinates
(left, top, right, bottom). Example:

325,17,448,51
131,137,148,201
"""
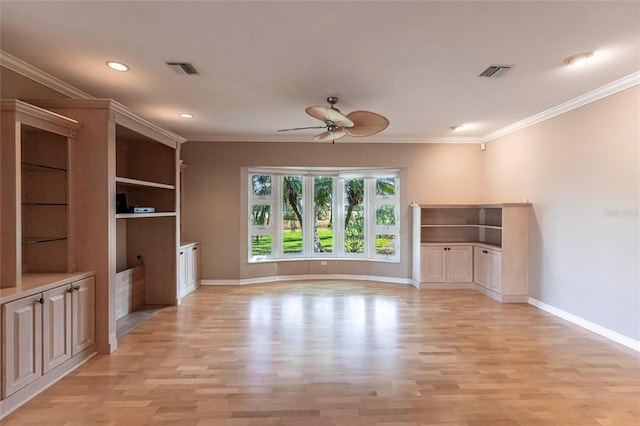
248,168,400,263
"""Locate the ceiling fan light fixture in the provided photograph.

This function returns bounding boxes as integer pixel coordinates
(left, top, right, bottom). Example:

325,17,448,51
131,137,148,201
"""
106,61,129,72
450,124,466,132
563,51,594,66
280,97,389,142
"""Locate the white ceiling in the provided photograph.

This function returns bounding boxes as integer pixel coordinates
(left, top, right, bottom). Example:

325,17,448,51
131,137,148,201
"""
1,1,638,143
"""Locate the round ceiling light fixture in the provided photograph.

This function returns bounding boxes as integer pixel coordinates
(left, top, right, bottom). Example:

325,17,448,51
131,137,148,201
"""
179,113,194,119
106,61,129,72
563,51,594,66
450,124,466,132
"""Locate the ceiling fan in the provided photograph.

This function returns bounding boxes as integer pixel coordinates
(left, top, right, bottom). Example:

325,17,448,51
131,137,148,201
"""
278,97,389,143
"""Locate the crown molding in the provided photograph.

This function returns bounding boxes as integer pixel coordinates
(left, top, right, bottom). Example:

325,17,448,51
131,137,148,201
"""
0,50,93,100
483,71,640,143
184,133,484,144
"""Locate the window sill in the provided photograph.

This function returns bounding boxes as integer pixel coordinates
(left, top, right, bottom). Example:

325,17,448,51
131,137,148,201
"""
248,256,400,264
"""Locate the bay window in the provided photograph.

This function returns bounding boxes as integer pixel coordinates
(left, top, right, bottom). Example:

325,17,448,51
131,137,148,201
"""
248,168,399,262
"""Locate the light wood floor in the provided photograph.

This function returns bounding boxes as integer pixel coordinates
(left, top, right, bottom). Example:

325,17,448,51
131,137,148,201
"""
4,281,639,425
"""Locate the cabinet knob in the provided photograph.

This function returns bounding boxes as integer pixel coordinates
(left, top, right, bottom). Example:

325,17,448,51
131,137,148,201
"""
193,247,198,251
74,286,80,291
67,287,74,293
37,297,44,304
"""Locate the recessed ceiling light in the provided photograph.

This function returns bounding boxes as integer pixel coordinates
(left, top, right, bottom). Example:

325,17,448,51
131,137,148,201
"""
450,124,465,132
106,61,129,72
180,113,194,119
563,51,594,66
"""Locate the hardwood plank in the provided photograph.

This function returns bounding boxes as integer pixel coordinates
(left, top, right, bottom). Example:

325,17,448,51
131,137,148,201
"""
2,281,639,425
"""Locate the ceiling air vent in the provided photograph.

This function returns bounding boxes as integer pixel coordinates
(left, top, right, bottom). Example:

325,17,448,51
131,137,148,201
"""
166,62,199,75
478,65,512,78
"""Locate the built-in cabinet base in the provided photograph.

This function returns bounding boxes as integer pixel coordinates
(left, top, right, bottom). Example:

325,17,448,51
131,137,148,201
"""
179,242,200,299
0,273,96,420
412,203,530,303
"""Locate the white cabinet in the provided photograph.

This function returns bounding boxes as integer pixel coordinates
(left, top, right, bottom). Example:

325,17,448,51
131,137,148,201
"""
2,294,42,397
421,245,473,284
1,276,95,399
71,277,95,355
179,242,200,298
42,285,71,374
474,247,502,293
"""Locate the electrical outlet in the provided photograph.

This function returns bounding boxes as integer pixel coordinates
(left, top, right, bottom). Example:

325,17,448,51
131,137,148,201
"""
320,261,327,266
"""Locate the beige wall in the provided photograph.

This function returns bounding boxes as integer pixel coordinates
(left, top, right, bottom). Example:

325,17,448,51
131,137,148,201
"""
1,67,70,100
180,142,484,281
483,86,639,340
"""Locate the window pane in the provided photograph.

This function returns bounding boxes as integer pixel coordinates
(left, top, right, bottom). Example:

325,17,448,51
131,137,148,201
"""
376,177,396,196
376,205,396,226
251,234,272,256
313,177,333,253
251,205,271,226
283,176,304,254
344,178,365,254
376,234,396,256
251,174,272,197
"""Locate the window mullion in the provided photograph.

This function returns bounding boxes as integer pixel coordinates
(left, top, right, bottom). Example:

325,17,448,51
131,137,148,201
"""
366,178,374,259
275,175,283,258
304,176,313,256
335,177,344,257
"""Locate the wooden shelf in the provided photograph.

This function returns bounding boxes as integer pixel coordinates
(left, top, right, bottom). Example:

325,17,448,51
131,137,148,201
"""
421,241,502,249
421,224,502,230
22,237,67,245
115,212,176,219
22,202,67,206
115,176,174,190
21,162,66,172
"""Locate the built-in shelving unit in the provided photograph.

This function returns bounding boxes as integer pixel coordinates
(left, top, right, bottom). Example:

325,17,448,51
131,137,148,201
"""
31,99,185,354
412,203,530,302
1,100,80,288
419,204,504,248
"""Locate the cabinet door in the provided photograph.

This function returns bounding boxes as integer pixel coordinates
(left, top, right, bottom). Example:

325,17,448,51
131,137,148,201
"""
192,245,200,284
178,249,187,291
185,246,195,286
485,249,503,293
2,295,42,397
447,246,473,283
72,277,95,356
421,246,447,283
42,285,72,373
474,247,486,288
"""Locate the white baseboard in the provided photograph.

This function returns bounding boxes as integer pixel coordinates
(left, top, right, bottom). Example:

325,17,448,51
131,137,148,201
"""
202,274,413,286
528,297,640,352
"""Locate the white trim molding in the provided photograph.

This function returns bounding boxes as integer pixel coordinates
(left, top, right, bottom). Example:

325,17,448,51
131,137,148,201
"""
0,50,93,100
484,71,640,143
202,274,413,286
528,297,640,352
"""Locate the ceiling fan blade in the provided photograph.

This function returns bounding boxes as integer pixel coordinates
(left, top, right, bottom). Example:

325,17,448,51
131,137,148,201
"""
277,125,326,132
305,106,354,128
344,110,390,137
314,127,347,142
